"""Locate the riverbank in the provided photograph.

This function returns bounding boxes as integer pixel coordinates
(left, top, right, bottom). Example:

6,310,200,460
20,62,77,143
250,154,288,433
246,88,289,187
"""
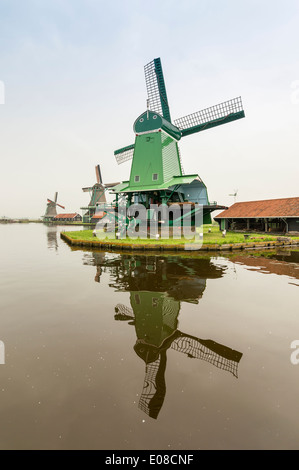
50,222,94,226
0,219,43,224
61,227,299,252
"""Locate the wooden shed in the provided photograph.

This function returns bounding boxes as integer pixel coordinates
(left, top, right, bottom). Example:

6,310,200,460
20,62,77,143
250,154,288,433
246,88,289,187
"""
214,197,299,233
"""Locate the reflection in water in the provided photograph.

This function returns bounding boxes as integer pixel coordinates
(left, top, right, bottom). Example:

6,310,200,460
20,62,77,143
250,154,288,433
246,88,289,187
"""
84,253,226,302
83,251,243,419
46,224,88,253
115,302,242,419
232,250,299,286
83,251,106,282
46,226,58,251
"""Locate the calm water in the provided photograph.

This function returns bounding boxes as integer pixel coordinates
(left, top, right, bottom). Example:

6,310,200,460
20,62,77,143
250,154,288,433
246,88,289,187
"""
0,223,298,450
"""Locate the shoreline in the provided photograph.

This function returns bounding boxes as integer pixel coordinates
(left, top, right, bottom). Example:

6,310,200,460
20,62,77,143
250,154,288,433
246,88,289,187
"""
60,231,299,252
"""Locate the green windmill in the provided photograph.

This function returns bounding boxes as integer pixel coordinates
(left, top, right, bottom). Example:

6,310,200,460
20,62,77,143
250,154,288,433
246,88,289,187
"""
111,58,245,227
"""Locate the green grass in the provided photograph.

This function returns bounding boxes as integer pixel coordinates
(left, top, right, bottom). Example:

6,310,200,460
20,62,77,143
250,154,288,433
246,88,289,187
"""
63,224,298,246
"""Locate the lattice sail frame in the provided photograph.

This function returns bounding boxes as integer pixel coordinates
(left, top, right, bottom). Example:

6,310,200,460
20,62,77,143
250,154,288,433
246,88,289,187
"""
114,303,134,321
114,145,135,165
144,58,171,122
139,357,163,418
174,97,244,132
171,335,241,378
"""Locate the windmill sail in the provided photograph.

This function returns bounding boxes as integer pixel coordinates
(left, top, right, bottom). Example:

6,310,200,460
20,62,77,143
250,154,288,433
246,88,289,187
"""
174,96,245,137
95,164,103,184
171,334,242,378
138,353,167,420
47,198,65,210
114,144,135,165
144,58,171,123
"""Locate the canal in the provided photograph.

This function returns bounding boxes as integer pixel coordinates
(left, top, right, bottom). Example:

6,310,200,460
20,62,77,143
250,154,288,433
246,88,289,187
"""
0,223,298,449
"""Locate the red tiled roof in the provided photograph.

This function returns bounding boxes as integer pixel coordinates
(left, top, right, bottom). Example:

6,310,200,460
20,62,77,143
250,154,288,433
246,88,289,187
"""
215,197,299,219
91,212,105,219
54,213,80,219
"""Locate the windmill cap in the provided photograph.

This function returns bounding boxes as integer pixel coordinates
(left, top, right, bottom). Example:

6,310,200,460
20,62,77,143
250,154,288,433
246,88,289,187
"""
133,110,181,141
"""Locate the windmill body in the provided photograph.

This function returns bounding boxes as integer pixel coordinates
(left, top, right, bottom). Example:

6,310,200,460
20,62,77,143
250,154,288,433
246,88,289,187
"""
111,58,245,227
43,192,65,222
81,164,107,223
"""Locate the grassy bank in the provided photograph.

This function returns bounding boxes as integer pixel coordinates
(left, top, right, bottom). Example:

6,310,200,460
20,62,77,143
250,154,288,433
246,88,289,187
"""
62,225,299,250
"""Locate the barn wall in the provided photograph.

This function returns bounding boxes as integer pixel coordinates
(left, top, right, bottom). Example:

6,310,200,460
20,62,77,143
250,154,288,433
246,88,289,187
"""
288,218,299,231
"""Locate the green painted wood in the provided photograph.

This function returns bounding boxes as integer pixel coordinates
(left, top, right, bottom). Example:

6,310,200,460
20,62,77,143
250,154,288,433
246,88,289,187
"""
153,58,172,123
134,111,181,141
128,130,182,190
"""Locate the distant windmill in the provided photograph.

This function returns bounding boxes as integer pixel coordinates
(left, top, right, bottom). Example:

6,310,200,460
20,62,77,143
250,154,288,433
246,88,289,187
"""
43,192,65,222
229,189,238,204
81,164,107,223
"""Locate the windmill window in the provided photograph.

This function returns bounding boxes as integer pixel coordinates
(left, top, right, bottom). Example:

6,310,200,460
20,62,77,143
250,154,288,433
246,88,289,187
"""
134,175,140,183
153,115,157,119
152,173,158,181
139,118,144,122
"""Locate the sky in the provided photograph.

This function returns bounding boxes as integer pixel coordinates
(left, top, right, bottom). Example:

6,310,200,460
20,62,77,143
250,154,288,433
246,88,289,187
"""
0,0,298,218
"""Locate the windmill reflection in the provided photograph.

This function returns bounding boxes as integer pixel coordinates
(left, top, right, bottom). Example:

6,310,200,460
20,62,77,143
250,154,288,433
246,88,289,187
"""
83,252,243,419
46,226,58,251
115,300,242,419
83,251,106,282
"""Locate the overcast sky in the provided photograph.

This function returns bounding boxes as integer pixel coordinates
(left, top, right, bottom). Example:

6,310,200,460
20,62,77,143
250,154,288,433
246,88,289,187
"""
0,0,298,218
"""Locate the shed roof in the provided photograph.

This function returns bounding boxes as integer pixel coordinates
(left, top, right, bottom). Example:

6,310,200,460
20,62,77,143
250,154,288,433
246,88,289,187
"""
54,213,80,219
215,197,299,219
91,212,105,219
